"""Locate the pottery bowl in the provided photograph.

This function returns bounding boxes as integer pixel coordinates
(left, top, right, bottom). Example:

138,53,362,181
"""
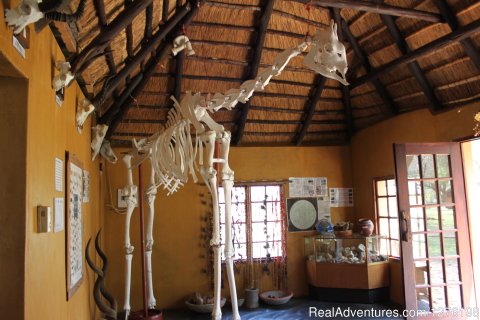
259,290,293,305
185,297,226,313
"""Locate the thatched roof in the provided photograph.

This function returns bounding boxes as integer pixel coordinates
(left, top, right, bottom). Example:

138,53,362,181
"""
51,0,480,146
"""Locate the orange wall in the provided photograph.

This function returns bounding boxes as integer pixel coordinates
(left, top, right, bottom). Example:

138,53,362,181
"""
0,1,102,318
104,146,353,309
350,102,480,305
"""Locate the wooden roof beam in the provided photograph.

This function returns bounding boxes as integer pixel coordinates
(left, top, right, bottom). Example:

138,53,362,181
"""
92,0,116,74
329,9,355,138
70,0,153,73
162,0,169,22
173,1,186,102
144,3,153,40
297,0,442,22
339,11,398,116
433,0,480,73
381,14,443,111
247,119,345,125
233,0,276,145
294,77,327,145
351,18,480,88
102,1,203,138
342,86,354,137
92,3,192,110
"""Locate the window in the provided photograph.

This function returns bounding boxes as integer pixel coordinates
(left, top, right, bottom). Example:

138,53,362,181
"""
374,177,400,257
218,184,285,261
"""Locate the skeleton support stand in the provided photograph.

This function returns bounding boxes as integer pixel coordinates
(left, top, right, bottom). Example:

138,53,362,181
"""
200,131,240,320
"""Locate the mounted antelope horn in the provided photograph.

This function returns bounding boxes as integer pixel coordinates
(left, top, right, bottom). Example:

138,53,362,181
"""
85,230,117,320
43,0,86,22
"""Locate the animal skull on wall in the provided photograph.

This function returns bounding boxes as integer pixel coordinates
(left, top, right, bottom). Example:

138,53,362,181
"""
52,61,74,91
4,0,86,35
4,0,44,35
304,20,349,85
100,140,117,164
76,98,95,133
91,124,108,161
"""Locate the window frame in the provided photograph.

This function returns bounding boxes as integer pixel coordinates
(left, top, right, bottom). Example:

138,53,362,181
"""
373,176,401,258
218,182,286,263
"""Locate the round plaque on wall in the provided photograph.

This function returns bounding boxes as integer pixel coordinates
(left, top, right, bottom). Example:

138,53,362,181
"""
287,198,318,232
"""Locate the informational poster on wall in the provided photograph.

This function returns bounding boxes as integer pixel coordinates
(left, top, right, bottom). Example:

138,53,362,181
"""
55,157,63,192
54,197,64,233
83,170,89,203
317,196,331,221
288,177,328,197
329,188,354,207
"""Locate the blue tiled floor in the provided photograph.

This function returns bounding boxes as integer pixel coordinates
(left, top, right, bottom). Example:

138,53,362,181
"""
162,298,404,319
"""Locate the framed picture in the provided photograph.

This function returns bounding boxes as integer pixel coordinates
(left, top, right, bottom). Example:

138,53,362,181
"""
65,151,83,300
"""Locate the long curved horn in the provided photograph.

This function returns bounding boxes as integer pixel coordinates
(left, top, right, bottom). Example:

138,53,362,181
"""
85,233,117,320
44,0,86,22
95,230,118,313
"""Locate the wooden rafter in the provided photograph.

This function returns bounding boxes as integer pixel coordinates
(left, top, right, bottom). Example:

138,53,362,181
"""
153,72,340,89
330,9,355,138
125,0,134,84
342,86,353,137
233,0,276,145
381,14,443,112
145,3,153,40
92,4,192,111
433,0,480,73
173,2,186,102
339,12,398,116
351,18,480,88
293,0,442,22
92,0,116,74
70,0,153,73
294,77,327,145
162,0,170,22
103,1,203,138
247,119,345,125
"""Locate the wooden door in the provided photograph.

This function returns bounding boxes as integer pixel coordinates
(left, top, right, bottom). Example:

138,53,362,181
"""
394,143,475,319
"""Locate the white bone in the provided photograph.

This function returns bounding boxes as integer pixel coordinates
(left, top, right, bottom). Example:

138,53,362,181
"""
4,0,44,35
52,61,74,91
100,140,117,164
91,124,108,161
172,35,195,56
304,20,349,85
76,98,95,133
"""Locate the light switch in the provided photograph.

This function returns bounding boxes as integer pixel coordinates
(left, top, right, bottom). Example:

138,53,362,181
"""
37,206,52,233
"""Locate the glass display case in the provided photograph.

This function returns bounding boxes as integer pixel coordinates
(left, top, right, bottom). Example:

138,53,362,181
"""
305,234,390,302
304,235,388,264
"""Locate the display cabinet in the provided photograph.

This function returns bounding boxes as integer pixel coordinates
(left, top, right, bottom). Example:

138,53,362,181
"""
304,234,390,303
304,234,388,264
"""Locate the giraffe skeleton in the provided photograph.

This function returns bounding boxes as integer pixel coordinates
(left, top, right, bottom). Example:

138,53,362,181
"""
108,23,348,320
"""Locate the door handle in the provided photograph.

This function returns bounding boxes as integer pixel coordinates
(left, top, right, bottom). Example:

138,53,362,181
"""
400,210,411,242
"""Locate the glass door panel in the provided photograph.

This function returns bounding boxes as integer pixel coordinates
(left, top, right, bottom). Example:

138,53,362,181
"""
394,143,474,319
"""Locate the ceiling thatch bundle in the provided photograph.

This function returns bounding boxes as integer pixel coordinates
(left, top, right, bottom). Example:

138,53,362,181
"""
50,0,480,146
